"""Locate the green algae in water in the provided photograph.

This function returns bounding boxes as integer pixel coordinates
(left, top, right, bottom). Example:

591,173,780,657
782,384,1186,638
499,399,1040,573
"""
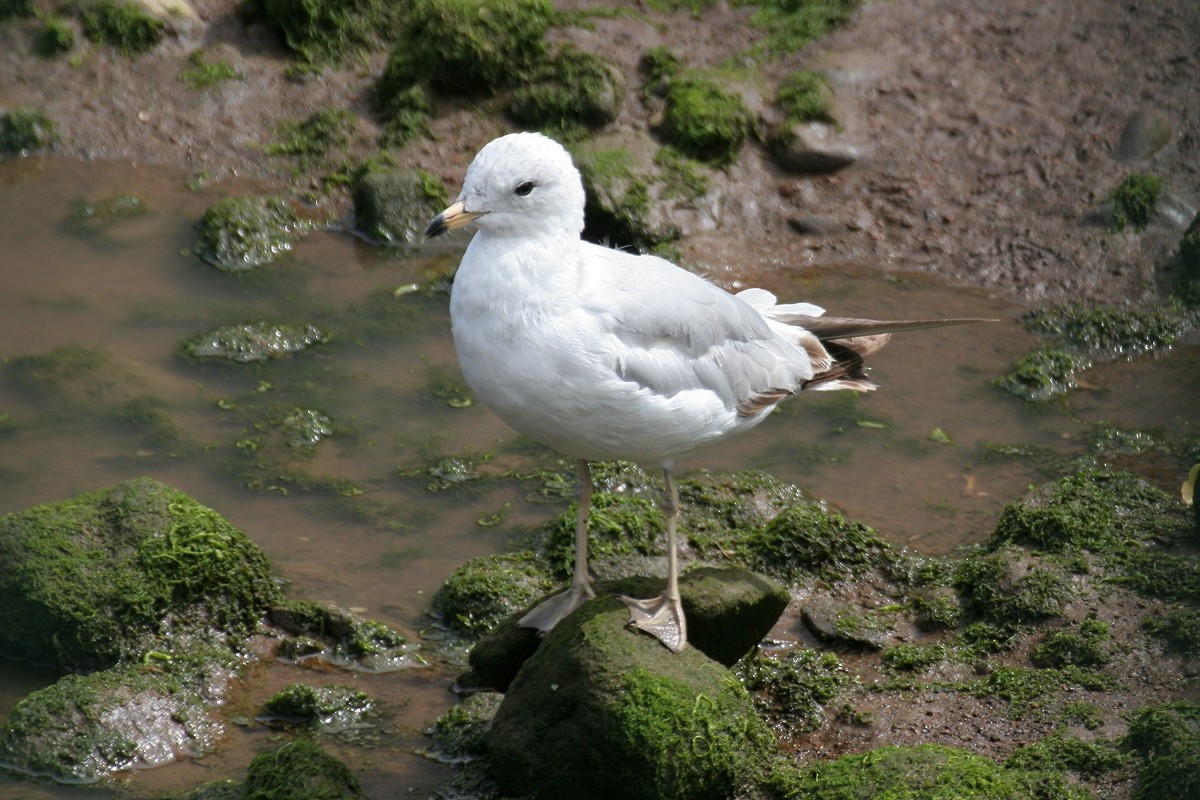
1021,302,1188,359
194,195,309,271
996,347,1091,403
243,738,363,799
261,684,376,736
183,321,331,362
432,552,556,638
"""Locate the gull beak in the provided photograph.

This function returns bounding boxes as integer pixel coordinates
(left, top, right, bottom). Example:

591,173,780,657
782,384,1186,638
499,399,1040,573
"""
424,201,483,239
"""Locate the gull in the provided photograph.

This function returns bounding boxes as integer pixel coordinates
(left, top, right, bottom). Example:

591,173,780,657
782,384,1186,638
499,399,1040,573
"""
426,132,985,653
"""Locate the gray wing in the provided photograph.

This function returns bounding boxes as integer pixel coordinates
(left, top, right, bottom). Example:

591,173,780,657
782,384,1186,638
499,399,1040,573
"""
579,245,813,411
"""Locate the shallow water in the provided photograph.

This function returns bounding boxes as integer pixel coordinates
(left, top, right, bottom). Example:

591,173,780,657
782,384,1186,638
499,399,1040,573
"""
0,157,1195,798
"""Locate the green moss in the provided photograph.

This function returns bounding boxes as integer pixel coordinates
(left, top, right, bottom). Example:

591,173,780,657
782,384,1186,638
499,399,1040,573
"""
374,84,431,147
1031,618,1110,668
36,17,75,57
1143,608,1200,655
990,468,1179,554
996,347,1091,402
910,590,963,630
740,501,894,584
0,478,280,671
675,469,804,553
244,739,363,799
269,600,419,670
777,70,836,125
508,46,626,133
1062,701,1106,730
1124,702,1200,800
660,75,753,165
79,1,165,56
541,491,666,578
1109,172,1163,232
0,107,57,155
640,45,682,100
768,743,1093,800
1006,732,1129,778
261,684,375,735
1021,303,1187,359
259,0,402,65
954,549,1071,626
736,646,852,732
744,0,862,59
433,552,556,637
881,643,947,672
193,195,309,270
182,321,331,362
427,692,502,760
265,109,356,162
180,51,241,88
374,0,551,98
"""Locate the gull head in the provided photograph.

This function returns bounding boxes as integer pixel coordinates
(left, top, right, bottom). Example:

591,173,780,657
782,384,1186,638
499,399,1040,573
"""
425,132,586,240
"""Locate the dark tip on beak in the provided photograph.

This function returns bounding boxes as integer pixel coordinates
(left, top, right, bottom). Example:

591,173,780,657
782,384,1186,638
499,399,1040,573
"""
424,213,449,239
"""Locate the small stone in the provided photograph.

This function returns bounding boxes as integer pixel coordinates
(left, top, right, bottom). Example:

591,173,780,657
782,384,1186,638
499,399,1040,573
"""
1115,110,1172,163
769,122,862,175
801,596,889,649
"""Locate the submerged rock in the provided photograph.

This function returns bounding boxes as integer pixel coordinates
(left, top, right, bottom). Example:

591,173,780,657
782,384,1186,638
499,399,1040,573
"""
487,597,774,800
182,321,331,363
270,600,425,672
995,347,1091,403
194,195,310,271
243,738,364,799
260,684,377,737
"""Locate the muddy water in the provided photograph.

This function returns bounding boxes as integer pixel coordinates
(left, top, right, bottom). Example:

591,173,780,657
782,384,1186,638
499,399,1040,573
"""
0,157,1195,799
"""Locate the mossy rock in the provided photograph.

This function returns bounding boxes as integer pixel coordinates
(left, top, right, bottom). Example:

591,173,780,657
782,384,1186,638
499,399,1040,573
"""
572,131,684,252
194,195,309,271
954,548,1071,626
1125,702,1200,800
659,74,753,166
0,477,281,671
0,648,235,783
373,0,551,99
1021,303,1188,359
269,600,423,671
0,107,57,155
541,491,666,578
78,1,165,56
990,467,1183,554
465,567,788,691
260,0,402,65
739,500,896,585
243,738,364,799
351,167,448,245
181,321,331,362
1174,213,1200,307
995,347,1091,402
767,743,1090,800
487,596,774,800
507,46,627,132
260,684,376,735
433,551,558,638
737,646,853,733
1109,172,1163,232
36,16,76,57
426,692,503,762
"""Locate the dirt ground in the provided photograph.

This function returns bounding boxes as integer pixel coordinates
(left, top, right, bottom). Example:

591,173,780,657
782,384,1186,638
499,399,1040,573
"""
1,1,1198,794
2,0,1197,309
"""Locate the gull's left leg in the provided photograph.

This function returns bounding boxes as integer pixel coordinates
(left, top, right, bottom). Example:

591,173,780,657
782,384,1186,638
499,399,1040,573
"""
620,465,687,652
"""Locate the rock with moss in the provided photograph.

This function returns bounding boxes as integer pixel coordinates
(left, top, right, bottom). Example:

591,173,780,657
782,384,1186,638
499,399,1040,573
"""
426,691,503,762
260,0,402,65
1021,303,1188,359
487,596,774,800
954,547,1071,627
737,646,853,733
78,0,166,56
36,16,76,57
508,46,627,132
801,595,890,649
269,600,424,671
373,0,551,101
996,347,1091,402
1125,702,1200,800
260,684,377,737
572,131,684,252
433,551,558,638
182,321,331,362
1031,618,1111,668
1109,172,1163,232
739,500,895,585
0,647,236,783
194,195,310,271
243,738,364,799
65,193,149,238
659,74,754,165
1174,212,1200,307
351,167,448,245
0,107,57,156
767,743,1092,800
0,477,280,672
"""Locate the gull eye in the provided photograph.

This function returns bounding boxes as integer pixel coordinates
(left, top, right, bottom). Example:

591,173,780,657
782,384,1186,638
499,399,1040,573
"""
514,181,536,197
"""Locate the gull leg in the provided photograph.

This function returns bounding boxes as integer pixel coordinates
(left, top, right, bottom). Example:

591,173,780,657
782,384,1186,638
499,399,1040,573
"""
620,465,687,652
519,459,596,634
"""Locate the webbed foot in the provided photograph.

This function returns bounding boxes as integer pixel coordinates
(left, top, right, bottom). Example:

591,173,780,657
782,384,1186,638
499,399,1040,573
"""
620,593,687,653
